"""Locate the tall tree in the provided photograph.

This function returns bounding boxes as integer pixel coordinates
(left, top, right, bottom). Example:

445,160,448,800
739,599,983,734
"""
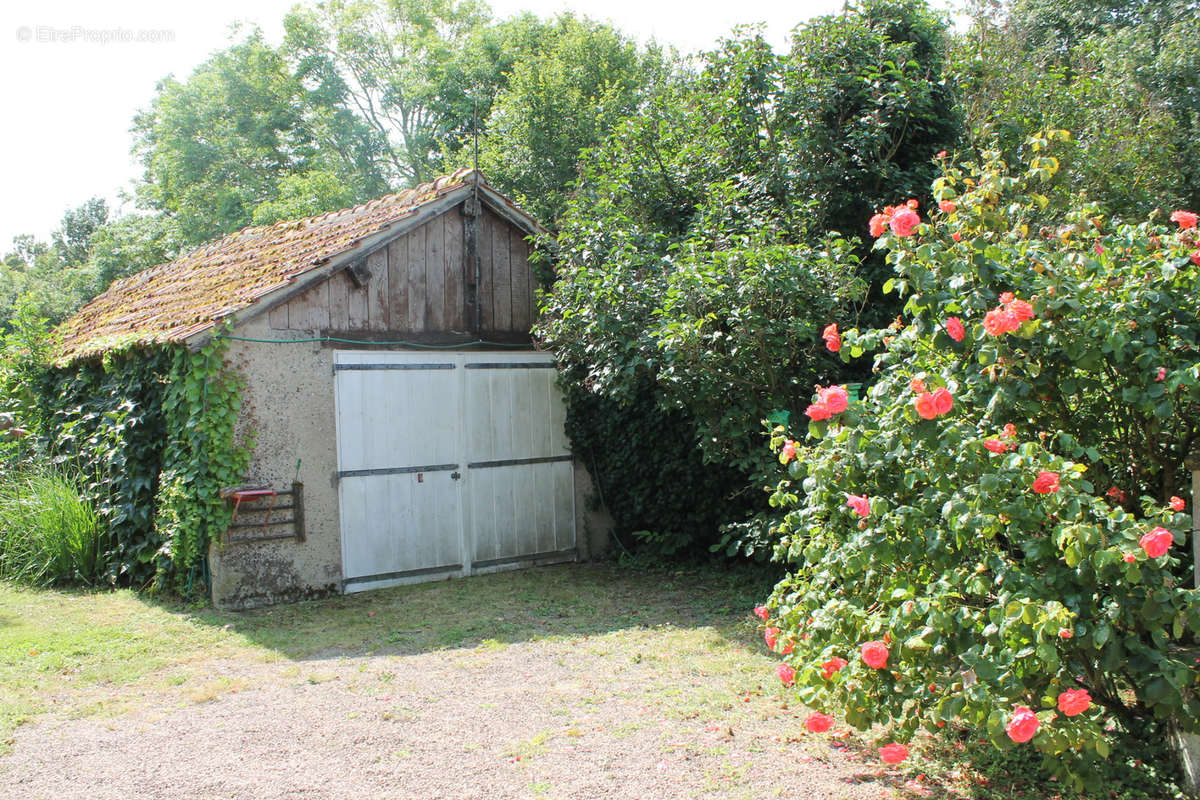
283,0,492,186
133,28,384,244
465,13,671,224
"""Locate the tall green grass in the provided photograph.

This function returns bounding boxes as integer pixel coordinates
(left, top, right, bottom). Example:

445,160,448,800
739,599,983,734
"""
0,467,106,585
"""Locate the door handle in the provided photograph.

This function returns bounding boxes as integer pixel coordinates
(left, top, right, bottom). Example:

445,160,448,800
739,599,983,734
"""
450,471,461,480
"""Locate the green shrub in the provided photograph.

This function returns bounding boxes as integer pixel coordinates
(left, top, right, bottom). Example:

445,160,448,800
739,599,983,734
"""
0,467,105,585
760,132,1200,788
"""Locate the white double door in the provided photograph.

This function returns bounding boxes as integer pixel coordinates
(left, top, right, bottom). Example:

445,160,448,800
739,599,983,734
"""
334,350,575,593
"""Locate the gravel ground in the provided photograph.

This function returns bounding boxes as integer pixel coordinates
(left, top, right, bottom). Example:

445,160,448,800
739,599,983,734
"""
0,633,912,799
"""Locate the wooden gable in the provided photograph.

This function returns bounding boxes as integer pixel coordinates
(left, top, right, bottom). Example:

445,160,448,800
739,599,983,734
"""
266,201,535,340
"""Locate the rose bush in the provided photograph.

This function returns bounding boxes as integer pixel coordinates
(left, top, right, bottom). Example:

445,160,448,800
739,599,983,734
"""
760,132,1200,785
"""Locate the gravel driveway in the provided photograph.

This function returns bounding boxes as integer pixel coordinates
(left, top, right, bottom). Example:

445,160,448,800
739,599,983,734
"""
0,569,915,799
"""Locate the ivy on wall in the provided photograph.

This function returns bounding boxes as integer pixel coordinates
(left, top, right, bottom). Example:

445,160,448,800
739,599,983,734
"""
37,334,250,593
44,348,170,586
153,335,251,593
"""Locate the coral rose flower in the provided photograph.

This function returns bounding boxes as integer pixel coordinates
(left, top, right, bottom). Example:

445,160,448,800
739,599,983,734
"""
822,322,841,352
1170,210,1198,229
1123,552,1137,563
1106,486,1126,502
1032,471,1060,494
914,392,937,420
777,663,796,686
1170,496,1186,512
869,213,889,237
983,308,1017,336
805,712,834,733
931,387,953,416
1157,367,1167,381
890,208,921,237
781,440,796,464
1005,706,1039,743
1139,526,1174,558
945,316,965,342
879,743,909,764
984,438,1008,454
819,385,849,415
1008,299,1034,322
821,657,848,680
1057,689,1091,717
805,403,832,421
753,605,770,621
1002,423,1016,438
765,627,780,650
846,494,871,518
939,200,956,214
860,640,889,669
910,377,926,393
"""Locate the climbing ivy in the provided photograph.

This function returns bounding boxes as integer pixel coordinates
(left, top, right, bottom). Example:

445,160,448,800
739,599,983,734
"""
43,348,170,585
153,334,251,593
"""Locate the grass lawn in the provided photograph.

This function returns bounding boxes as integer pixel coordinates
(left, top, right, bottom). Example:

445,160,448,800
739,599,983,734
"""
0,562,778,750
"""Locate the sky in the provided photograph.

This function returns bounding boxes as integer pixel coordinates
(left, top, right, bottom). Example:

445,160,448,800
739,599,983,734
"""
0,0,853,249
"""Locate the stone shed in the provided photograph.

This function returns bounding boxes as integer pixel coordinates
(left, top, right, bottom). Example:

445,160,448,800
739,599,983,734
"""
56,169,610,609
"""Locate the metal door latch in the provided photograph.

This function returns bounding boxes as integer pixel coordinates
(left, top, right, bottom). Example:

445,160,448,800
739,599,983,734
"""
450,471,461,480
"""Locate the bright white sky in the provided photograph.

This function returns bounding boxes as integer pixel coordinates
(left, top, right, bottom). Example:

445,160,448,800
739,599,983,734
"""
0,0,868,248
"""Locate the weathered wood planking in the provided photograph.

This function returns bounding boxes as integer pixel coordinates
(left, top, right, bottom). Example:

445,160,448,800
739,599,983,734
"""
425,214,445,330
491,210,512,331
276,202,533,335
478,211,495,331
387,236,408,329
510,232,531,330
407,223,427,331
366,248,389,330
444,206,465,330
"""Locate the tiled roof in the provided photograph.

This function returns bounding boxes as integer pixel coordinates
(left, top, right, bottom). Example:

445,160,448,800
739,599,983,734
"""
56,168,493,362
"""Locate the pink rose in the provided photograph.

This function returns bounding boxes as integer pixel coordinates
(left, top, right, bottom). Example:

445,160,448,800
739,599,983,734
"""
819,385,849,414
1139,526,1174,558
945,316,965,342
931,387,953,416
1124,552,1137,563
1191,250,1200,266
1005,706,1039,743
936,150,947,159
805,712,834,733
952,232,962,242
1002,423,1016,438
1106,486,1127,503
984,438,1008,454
879,743,910,764
1008,299,1034,322
1032,471,1060,494
1057,689,1091,717
753,605,770,621
846,494,871,518
939,200,956,214
909,377,926,393
764,627,780,650
869,213,889,238
1058,628,1073,639
805,403,832,421
999,291,1014,304
1169,496,1186,512
914,392,938,420
820,657,848,680
781,440,796,464
823,322,842,353
1170,210,1198,229
1156,367,1167,381
860,640,889,669
983,308,1018,336
777,663,795,686
890,208,921,237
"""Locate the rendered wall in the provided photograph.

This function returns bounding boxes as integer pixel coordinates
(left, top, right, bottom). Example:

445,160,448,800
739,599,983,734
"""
208,314,613,610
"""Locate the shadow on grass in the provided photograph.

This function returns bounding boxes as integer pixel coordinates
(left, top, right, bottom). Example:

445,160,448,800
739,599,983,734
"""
174,561,783,662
